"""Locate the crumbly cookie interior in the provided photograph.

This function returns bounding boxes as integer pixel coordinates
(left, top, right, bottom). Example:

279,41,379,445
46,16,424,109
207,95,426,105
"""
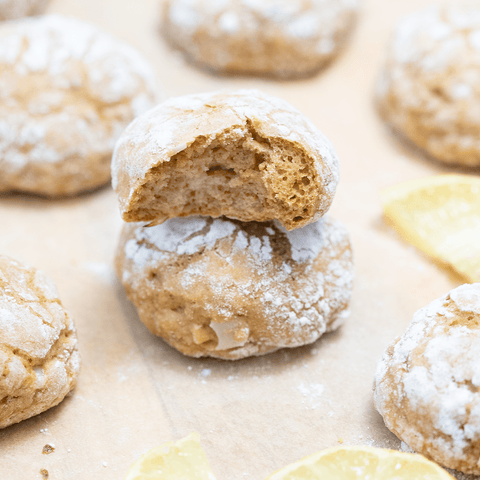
125,121,319,230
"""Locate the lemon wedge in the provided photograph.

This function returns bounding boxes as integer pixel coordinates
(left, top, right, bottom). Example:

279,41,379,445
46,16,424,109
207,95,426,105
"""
124,432,216,480
266,446,454,480
381,174,480,282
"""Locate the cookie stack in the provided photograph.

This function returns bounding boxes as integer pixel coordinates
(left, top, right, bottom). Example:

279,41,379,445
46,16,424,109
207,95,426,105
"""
112,89,354,359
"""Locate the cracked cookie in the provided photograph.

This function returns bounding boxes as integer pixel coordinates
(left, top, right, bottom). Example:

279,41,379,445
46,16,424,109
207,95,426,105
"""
115,215,353,359
112,89,339,231
0,0,49,20
0,255,80,429
0,14,160,196
373,283,480,474
162,0,358,79
377,6,480,167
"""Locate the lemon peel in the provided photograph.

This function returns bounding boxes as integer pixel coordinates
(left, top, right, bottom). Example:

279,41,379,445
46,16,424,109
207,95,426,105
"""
266,445,455,480
124,432,216,480
381,174,480,282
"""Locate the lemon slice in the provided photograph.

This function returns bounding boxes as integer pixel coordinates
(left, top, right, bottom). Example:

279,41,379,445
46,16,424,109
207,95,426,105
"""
266,446,454,480
381,174,480,282
124,432,216,480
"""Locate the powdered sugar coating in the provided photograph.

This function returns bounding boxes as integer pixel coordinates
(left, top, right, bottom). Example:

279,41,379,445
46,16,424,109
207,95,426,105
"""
377,6,480,166
0,255,80,429
163,0,358,78
373,283,480,474
112,89,339,231
0,0,48,21
0,14,160,196
115,215,353,359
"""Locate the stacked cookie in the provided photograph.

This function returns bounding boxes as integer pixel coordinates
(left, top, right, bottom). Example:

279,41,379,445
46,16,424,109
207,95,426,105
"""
112,89,354,359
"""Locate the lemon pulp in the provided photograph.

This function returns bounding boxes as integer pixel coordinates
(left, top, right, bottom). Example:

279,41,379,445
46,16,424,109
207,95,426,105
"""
381,174,480,282
124,432,216,480
266,446,455,480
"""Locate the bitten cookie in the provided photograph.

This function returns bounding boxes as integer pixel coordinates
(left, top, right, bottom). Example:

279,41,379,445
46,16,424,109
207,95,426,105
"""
0,0,48,21
112,89,339,231
163,0,358,79
115,215,353,360
377,6,480,167
0,255,80,429
373,283,480,475
0,14,160,197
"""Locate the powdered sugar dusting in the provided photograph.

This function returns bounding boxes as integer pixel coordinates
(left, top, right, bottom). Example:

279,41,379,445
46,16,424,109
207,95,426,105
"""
0,14,160,187
374,283,480,473
112,89,339,228
166,0,357,53
378,5,480,167
119,215,353,359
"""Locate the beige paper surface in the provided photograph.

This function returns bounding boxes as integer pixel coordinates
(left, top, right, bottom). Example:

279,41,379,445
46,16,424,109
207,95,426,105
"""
0,0,477,479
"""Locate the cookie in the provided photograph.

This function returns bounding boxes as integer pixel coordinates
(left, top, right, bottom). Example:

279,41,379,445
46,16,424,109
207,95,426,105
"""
163,0,358,79
0,255,80,429
115,215,353,360
112,89,339,231
373,283,480,474
0,14,160,197
0,0,48,21
377,6,480,167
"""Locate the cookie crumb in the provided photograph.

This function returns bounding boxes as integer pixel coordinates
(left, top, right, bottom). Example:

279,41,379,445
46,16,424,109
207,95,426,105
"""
338,438,344,444
40,469,48,479
42,444,55,455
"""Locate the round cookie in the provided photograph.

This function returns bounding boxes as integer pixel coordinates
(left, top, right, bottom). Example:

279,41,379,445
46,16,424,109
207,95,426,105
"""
0,255,80,429
115,215,353,360
0,0,48,21
377,6,480,167
0,14,160,197
373,283,480,475
112,89,339,231
163,0,358,79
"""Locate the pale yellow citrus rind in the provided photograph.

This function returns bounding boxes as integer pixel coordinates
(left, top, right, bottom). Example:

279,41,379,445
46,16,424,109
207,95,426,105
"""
381,174,480,282
124,432,216,480
266,446,455,480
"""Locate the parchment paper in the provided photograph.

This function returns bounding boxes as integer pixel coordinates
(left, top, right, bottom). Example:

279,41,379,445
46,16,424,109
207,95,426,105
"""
0,0,476,479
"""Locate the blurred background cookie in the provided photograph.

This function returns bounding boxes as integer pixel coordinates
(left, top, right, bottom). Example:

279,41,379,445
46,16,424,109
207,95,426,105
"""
0,14,161,197
373,283,480,475
163,0,358,79
377,6,480,167
115,215,353,360
0,255,80,429
0,0,48,21
112,89,339,231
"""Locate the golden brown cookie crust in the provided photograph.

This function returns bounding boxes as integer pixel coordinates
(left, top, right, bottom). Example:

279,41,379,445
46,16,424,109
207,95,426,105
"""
112,89,340,231
0,255,80,429
373,284,480,475
0,14,160,197
0,0,49,21
163,0,358,79
377,6,480,167
115,215,353,360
